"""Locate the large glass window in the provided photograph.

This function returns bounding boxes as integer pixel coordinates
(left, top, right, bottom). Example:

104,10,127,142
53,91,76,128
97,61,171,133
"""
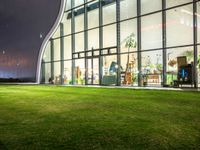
166,0,192,8
198,46,200,87
141,50,163,86
41,0,199,88
141,0,162,15
87,58,99,85
75,33,84,52
141,13,162,50
52,27,60,38
64,61,72,84
75,12,84,32
62,12,71,36
197,2,200,44
103,2,116,25
102,55,117,85
88,2,99,29
120,19,137,53
43,42,51,62
74,59,85,85
64,36,72,60
88,29,99,50
65,0,71,11
166,47,194,86
121,53,138,86
103,24,116,48
166,4,193,47
53,39,60,61
75,0,84,7
54,62,61,84
120,0,137,20
43,63,51,83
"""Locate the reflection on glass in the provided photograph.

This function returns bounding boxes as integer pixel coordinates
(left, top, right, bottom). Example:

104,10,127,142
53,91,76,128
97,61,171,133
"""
166,0,192,8
141,13,162,50
166,5,193,47
120,0,137,20
141,0,161,15
103,2,116,25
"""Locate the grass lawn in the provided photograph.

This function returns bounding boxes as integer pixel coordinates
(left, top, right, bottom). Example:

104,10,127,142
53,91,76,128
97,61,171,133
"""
0,85,200,150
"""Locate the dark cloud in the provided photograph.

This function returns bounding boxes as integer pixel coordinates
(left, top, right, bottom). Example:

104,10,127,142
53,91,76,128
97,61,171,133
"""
0,0,61,81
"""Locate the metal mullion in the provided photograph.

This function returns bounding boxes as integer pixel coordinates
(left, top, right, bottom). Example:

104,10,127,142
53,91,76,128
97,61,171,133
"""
41,61,45,83
116,0,121,86
71,0,76,85
137,0,142,86
162,0,167,86
85,0,89,85
99,0,103,85
50,39,55,80
193,0,198,88
60,23,64,85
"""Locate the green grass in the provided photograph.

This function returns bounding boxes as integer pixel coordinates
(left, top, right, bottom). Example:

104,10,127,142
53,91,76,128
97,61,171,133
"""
0,85,200,150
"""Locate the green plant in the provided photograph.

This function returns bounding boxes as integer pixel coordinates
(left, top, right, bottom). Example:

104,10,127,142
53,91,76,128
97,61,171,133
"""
132,74,137,83
156,64,163,72
121,33,137,67
121,33,137,84
183,50,193,62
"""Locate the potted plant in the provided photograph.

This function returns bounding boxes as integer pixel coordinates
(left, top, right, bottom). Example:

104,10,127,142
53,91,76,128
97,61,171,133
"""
121,33,137,85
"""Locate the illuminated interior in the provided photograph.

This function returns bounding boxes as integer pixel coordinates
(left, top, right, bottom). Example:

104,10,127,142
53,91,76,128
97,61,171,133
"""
41,0,200,88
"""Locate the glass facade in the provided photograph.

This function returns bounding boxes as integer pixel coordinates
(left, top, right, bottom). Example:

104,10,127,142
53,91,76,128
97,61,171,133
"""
41,0,200,88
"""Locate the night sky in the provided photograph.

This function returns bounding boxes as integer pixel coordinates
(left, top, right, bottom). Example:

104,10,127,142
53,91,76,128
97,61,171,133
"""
0,0,61,82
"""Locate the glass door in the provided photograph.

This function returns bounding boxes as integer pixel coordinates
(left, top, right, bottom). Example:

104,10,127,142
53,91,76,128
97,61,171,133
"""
86,58,99,85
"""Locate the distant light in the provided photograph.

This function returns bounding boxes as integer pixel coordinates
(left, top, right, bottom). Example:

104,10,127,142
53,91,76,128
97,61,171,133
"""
40,33,43,38
2,50,5,54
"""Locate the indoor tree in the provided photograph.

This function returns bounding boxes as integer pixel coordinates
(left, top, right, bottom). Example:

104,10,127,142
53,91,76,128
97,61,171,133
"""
121,33,137,84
